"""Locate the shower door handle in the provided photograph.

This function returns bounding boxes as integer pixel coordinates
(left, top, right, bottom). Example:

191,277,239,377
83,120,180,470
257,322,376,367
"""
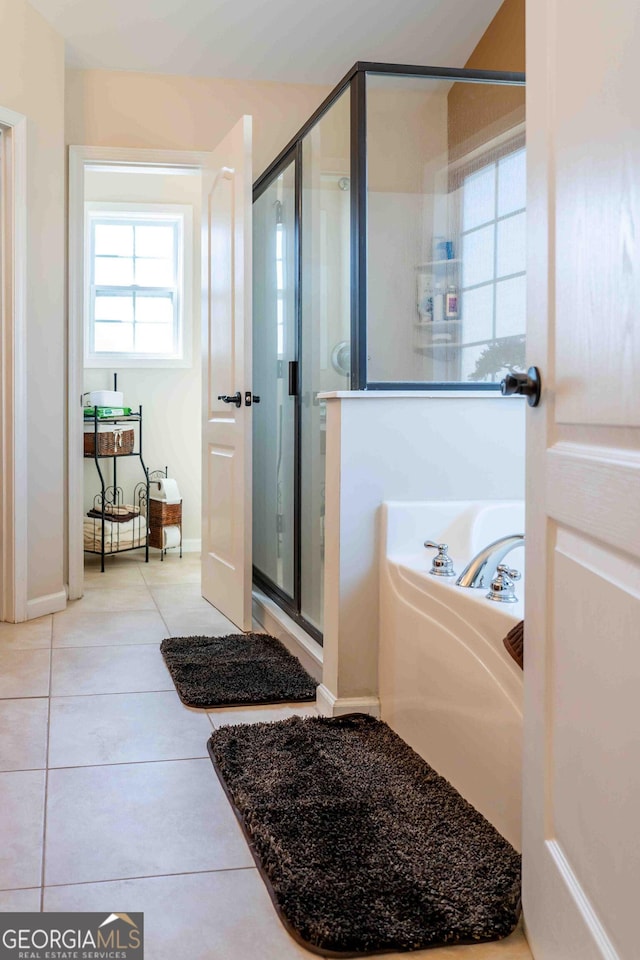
288,361,299,396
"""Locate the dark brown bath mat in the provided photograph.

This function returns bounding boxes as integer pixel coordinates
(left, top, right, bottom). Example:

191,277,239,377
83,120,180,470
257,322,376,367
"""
207,713,521,957
160,632,317,708
503,620,524,669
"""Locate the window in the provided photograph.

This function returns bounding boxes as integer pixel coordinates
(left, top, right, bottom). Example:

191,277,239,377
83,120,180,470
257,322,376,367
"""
459,145,526,382
84,203,192,367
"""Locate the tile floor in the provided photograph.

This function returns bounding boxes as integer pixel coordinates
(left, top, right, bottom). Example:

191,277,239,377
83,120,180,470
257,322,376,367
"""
0,551,532,960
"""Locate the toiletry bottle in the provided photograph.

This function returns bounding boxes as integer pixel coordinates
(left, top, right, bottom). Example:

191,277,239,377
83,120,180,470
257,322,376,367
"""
445,284,458,320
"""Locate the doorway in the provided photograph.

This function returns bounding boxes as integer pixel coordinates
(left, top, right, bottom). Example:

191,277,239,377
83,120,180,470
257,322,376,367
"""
68,148,209,600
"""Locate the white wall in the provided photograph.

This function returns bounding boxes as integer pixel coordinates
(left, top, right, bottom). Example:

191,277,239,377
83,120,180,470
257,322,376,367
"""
366,84,451,384
0,0,65,616
320,392,526,712
82,168,201,546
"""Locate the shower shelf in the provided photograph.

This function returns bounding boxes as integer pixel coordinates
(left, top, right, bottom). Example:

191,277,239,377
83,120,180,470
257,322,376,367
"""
416,258,461,271
415,320,461,330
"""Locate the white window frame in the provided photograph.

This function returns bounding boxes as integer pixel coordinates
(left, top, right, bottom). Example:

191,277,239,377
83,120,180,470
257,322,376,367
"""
84,201,193,368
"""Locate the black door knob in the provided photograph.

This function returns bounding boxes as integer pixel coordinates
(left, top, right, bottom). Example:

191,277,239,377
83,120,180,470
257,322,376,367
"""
500,366,542,407
217,392,242,408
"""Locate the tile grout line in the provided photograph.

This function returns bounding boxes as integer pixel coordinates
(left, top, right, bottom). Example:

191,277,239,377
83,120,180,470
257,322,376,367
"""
39,617,54,910
52,640,172,652
41,864,257,892
38,565,303,918
48,756,214,772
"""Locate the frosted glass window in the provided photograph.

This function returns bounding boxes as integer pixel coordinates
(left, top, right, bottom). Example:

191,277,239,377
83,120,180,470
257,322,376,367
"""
94,294,133,323
135,322,175,353
461,285,493,344
135,295,174,324
87,211,185,361
462,165,496,231
498,149,526,216
94,224,133,257
459,142,526,382
135,257,174,287
135,224,174,258
94,256,134,286
496,275,526,338
94,322,134,353
463,225,495,288
497,212,526,277
460,344,488,382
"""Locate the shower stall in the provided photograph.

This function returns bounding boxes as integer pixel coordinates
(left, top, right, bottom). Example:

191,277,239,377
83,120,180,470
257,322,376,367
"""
252,61,525,643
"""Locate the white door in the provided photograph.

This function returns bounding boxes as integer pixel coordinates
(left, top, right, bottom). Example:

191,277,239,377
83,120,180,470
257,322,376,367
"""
201,116,253,630
524,2,640,958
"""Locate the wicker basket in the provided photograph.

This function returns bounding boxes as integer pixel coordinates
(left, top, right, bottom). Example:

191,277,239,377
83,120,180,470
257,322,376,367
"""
149,499,182,525
149,498,182,550
84,428,134,458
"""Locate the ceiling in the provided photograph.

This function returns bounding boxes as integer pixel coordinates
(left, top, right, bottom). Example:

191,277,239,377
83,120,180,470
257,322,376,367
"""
29,0,504,85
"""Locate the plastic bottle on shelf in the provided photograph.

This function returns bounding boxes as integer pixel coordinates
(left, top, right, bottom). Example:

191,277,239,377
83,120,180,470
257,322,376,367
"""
445,285,459,320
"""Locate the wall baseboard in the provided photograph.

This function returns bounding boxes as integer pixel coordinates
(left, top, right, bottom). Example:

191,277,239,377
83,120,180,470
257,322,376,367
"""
316,684,380,719
180,539,201,553
26,588,67,621
252,589,323,683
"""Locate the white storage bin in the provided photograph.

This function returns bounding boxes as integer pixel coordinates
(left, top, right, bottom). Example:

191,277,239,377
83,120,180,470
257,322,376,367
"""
83,390,124,407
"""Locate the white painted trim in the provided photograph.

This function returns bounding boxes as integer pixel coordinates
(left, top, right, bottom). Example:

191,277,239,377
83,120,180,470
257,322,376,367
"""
0,108,28,622
319,390,524,400
315,684,380,719
252,588,323,683
26,588,67,620
69,146,212,170
68,145,211,603
546,841,620,960
68,146,85,601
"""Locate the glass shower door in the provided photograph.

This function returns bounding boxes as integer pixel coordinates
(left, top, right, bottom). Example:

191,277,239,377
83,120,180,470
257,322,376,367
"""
300,88,351,633
252,161,296,600
252,87,351,641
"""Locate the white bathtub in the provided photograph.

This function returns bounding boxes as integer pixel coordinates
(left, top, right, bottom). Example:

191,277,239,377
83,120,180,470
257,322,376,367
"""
379,500,524,849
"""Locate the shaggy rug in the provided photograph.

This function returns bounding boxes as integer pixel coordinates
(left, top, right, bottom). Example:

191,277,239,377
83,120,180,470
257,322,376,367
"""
160,632,317,707
208,713,521,957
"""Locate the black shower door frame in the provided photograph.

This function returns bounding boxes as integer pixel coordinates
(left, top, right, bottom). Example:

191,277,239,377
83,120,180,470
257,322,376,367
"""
252,61,526,643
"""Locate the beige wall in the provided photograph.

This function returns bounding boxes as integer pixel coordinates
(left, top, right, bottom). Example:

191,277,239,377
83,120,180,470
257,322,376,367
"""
83,168,202,546
0,0,65,612
65,70,331,180
448,0,525,161
465,0,525,71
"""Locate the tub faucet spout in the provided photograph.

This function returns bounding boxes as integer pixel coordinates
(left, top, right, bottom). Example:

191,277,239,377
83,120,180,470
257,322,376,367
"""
456,534,524,589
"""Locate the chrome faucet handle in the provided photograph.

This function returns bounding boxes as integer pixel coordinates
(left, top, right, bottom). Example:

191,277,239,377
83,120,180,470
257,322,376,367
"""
499,563,521,581
424,541,456,578
486,563,521,603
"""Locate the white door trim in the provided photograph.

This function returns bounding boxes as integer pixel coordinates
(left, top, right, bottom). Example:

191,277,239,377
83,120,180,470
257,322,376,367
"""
0,107,28,622
67,145,212,600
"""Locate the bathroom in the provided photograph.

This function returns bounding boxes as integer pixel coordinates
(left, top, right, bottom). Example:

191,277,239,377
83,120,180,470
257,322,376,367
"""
3,0,638,954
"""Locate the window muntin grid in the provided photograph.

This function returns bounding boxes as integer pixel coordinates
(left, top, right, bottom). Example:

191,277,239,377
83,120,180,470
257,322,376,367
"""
87,214,183,361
